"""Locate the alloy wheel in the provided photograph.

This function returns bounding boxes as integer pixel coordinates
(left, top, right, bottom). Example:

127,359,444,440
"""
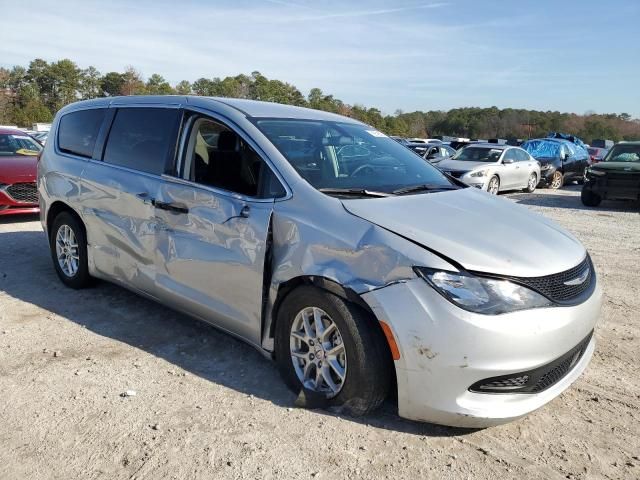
488,177,499,195
289,306,347,398
55,225,79,277
551,171,563,189
528,173,537,191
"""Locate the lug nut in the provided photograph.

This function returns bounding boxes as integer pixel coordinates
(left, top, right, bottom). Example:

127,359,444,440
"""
309,353,314,360
309,340,314,346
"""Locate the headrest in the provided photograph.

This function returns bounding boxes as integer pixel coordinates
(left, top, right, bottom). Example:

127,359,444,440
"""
218,130,238,151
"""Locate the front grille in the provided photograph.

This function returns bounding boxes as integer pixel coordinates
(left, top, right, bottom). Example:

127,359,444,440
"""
601,172,640,190
531,334,592,392
469,331,593,394
504,255,594,304
5,182,38,204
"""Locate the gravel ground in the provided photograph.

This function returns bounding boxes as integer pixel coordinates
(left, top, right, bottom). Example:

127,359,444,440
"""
0,186,639,480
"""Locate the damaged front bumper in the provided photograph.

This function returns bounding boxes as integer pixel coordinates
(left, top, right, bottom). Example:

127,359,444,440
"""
361,277,602,428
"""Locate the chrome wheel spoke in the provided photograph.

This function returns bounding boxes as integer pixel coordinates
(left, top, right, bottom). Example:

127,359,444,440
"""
326,342,344,357
327,358,345,382
313,308,325,337
320,322,336,342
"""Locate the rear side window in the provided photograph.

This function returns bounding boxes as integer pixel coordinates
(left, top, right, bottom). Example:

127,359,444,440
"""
103,108,179,175
58,108,106,158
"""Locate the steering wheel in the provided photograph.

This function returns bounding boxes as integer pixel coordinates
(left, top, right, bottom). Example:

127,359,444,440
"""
350,164,376,177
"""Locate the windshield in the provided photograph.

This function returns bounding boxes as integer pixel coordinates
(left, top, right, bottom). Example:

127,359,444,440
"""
255,119,456,194
0,133,43,156
451,146,503,162
603,144,640,163
521,140,561,159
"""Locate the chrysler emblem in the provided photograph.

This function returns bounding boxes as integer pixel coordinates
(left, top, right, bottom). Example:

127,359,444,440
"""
564,268,589,286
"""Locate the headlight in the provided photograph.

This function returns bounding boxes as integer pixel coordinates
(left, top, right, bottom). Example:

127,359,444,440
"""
469,169,487,177
414,267,552,315
540,164,552,171
586,168,605,177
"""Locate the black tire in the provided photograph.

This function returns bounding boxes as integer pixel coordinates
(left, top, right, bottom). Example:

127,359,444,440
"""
581,187,602,207
550,170,564,189
49,211,92,289
275,286,391,416
525,173,538,193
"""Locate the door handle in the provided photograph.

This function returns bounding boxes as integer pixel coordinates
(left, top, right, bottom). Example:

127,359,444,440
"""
153,200,189,214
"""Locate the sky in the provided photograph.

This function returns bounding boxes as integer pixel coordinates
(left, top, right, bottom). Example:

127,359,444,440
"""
1,0,639,117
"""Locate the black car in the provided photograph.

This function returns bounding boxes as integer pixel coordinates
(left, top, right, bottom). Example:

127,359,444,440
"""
521,138,590,189
581,142,640,207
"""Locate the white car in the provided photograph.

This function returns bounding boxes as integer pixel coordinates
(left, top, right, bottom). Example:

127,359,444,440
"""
438,144,541,194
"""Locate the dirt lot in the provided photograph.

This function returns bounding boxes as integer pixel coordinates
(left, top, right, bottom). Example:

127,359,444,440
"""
0,186,638,480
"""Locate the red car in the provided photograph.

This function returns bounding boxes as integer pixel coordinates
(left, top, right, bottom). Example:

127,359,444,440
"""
0,128,42,216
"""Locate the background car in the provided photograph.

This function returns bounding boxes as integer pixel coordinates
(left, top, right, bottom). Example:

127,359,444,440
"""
521,137,590,189
0,128,42,216
587,147,608,165
438,143,540,194
582,142,640,207
406,142,456,163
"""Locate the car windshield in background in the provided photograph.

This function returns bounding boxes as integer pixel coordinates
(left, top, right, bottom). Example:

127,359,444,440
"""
451,146,503,162
604,145,640,163
0,134,43,156
255,119,457,195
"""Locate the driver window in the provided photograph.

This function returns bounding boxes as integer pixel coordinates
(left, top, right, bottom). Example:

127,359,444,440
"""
182,116,285,198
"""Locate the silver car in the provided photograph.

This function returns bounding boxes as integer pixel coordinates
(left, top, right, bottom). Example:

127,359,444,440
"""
38,97,601,427
438,144,541,194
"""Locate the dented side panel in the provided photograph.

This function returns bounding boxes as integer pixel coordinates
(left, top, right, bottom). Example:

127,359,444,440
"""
153,179,274,346
260,189,457,350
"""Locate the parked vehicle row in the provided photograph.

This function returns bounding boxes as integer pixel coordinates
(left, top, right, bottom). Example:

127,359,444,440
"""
36,96,602,428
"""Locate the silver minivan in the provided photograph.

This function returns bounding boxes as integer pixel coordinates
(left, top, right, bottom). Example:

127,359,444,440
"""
38,96,602,427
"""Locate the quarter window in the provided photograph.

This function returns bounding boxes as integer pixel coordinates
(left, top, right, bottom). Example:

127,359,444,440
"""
103,108,179,175
58,108,106,158
181,116,285,198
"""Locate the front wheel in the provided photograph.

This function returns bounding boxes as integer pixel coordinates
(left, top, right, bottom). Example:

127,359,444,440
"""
487,175,500,195
550,170,564,189
275,286,391,416
581,187,602,207
50,212,92,289
525,173,538,193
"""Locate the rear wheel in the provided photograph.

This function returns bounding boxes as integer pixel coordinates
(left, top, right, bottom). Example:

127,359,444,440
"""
50,212,92,289
550,170,564,189
525,173,538,193
487,175,500,195
581,187,602,207
275,286,391,416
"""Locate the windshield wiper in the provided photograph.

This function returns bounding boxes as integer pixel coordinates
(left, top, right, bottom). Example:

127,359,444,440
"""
392,184,458,195
318,188,392,198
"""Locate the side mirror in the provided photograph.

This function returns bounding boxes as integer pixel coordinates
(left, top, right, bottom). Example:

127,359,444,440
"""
502,158,514,164
426,153,437,160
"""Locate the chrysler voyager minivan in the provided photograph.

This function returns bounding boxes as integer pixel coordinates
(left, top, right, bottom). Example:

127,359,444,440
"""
38,96,602,427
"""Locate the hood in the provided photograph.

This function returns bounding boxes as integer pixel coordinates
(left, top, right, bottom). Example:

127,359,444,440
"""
592,162,640,173
437,159,494,171
0,155,38,183
534,156,558,165
342,187,585,278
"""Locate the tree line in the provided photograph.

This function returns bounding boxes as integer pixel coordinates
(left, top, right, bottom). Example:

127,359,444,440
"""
1,58,639,142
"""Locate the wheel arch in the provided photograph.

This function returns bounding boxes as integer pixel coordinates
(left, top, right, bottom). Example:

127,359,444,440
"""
268,275,398,398
46,201,86,240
